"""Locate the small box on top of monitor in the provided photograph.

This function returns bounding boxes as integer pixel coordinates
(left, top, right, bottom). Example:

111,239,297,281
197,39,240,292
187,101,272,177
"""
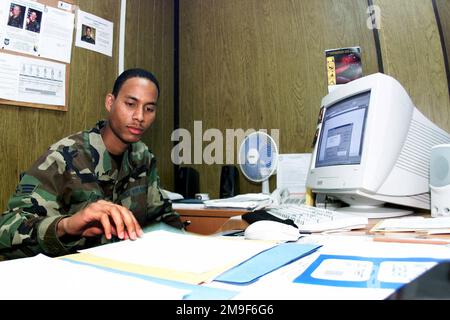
306,73,450,218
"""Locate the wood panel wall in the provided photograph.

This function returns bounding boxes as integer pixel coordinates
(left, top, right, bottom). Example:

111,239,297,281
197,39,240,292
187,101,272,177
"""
179,0,379,198
125,0,174,191
374,0,450,130
2,0,449,208
0,0,120,211
435,0,450,92
0,0,174,210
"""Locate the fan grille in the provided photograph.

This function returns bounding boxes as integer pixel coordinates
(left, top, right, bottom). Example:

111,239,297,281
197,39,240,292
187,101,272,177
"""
238,132,278,183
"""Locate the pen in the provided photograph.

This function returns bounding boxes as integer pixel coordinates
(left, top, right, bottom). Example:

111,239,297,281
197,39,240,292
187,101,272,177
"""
373,237,450,245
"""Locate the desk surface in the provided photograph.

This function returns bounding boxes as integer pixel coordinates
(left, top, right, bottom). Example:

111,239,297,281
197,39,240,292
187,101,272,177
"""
177,206,389,234
178,207,450,243
3,211,449,301
176,207,248,235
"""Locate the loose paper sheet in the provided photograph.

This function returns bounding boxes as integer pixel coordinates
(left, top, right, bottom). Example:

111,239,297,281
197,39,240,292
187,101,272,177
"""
276,153,312,194
0,254,189,300
371,216,450,233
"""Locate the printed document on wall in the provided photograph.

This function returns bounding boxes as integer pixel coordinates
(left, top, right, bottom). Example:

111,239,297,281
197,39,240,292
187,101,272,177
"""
38,5,75,63
0,0,74,63
0,0,44,56
75,9,113,57
277,153,312,194
0,51,65,106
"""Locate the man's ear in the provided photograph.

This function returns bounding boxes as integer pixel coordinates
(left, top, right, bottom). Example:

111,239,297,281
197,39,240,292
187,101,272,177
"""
105,93,115,112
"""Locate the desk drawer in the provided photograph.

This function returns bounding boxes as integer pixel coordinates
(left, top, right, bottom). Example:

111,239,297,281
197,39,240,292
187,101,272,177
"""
180,216,230,235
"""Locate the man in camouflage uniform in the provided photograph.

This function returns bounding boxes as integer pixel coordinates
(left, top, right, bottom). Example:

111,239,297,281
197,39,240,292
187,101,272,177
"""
0,68,183,260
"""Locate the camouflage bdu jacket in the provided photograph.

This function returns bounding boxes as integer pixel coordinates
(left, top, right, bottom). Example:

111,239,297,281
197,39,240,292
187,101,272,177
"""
0,120,181,260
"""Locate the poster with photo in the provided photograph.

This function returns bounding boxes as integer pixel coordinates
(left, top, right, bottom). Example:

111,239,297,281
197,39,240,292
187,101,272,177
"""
325,46,362,92
0,0,43,56
75,9,113,57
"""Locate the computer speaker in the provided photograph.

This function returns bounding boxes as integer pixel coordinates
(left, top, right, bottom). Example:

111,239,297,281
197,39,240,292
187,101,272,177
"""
430,144,450,217
175,167,199,199
220,165,240,198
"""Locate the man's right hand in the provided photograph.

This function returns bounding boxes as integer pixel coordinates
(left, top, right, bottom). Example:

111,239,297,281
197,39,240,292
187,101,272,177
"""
56,200,143,241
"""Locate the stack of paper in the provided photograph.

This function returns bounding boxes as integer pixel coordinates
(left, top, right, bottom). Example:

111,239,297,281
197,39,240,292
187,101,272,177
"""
172,199,206,210
370,217,450,235
204,193,272,210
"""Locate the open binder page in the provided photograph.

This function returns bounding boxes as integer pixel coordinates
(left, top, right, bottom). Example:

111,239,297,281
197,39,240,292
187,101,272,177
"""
78,230,275,283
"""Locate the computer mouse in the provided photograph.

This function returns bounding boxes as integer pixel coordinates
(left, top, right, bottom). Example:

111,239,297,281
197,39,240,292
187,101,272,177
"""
244,220,300,241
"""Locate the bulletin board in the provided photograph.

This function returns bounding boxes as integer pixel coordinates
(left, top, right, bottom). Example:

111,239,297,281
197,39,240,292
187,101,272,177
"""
0,0,75,112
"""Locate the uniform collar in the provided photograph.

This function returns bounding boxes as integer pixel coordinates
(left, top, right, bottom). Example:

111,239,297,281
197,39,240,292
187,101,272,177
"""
87,120,149,181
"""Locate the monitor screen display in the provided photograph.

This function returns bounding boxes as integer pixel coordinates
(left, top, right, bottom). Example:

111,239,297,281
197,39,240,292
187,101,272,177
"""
316,91,370,167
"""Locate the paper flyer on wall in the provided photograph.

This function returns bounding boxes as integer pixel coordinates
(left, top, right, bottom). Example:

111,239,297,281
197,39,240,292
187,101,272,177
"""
325,46,362,92
0,0,74,63
75,9,113,57
276,153,312,195
0,51,66,106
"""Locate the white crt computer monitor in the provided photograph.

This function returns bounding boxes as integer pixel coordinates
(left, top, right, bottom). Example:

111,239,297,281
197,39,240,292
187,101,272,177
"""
306,73,450,218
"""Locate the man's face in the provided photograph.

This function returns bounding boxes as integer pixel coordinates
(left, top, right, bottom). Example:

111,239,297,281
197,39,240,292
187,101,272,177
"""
86,28,91,37
13,6,21,17
30,12,36,22
105,77,158,145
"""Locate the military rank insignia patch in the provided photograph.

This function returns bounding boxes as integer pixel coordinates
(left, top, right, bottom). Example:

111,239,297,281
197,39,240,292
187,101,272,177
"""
15,184,37,196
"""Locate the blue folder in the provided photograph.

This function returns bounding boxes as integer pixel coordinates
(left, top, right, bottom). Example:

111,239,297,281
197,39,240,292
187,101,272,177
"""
215,243,321,284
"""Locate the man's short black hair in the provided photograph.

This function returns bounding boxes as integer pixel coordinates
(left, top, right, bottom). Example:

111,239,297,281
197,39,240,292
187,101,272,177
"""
112,68,160,98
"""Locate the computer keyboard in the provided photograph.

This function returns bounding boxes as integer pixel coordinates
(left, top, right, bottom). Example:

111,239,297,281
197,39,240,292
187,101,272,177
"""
266,204,368,233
